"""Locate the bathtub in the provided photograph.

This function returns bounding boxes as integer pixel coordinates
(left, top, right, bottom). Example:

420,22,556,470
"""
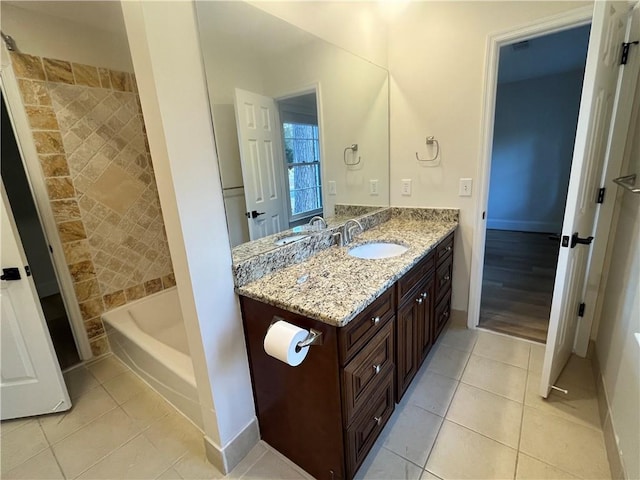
102,287,203,430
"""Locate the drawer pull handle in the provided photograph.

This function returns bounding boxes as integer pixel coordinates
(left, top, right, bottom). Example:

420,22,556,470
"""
416,298,423,304
373,364,381,374
371,316,380,325
374,416,382,425
421,292,428,298
446,245,452,252
443,311,449,318
443,275,451,282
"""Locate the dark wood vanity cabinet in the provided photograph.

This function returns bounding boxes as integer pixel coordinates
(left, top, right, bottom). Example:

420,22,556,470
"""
239,230,455,480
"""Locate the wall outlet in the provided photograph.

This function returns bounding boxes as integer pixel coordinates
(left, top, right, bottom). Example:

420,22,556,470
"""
401,179,412,196
459,178,472,197
328,180,337,195
370,179,379,196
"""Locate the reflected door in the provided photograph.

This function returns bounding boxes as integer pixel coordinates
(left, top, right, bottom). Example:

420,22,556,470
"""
234,88,287,240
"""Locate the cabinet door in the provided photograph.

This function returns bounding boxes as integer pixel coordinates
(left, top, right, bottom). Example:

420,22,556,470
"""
416,275,435,365
396,294,421,401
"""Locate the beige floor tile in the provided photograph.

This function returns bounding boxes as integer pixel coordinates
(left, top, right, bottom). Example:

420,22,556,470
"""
0,417,34,437
446,383,522,448
77,433,172,479
156,467,183,479
354,444,422,480
2,448,63,480
102,370,147,404
121,388,174,428
404,370,458,417
63,366,99,400
425,420,517,480
0,419,49,473
39,385,117,444
424,344,471,380
381,403,443,466
473,332,531,369
51,407,143,478
515,453,578,479
461,354,527,402
421,470,442,480
438,325,478,352
524,371,601,431
143,412,203,464
172,447,225,480
528,344,545,373
240,450,309,479
555,354,596,393
520,406,610,479
227,441,269,479
86,354,129,383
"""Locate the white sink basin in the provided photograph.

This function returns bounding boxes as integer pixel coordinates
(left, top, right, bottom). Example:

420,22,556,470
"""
274,234,309,246
348,242,408,259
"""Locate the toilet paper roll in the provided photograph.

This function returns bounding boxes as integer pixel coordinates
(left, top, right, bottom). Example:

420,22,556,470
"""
263,320,310,366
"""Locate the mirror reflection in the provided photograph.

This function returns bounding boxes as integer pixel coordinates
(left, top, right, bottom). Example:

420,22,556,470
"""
195,1,390,250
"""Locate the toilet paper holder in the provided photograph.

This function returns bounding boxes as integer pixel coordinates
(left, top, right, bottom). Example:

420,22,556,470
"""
270,316,323,350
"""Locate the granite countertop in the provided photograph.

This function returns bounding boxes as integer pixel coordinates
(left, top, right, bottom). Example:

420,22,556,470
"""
236,216,458,327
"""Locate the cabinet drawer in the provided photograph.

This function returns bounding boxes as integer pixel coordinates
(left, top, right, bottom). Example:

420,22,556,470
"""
339,288,395,365
345,375,394,479
433,292,451,342
435,256,453,302
397,253,435,306
436,233,454,266
342,320,394,427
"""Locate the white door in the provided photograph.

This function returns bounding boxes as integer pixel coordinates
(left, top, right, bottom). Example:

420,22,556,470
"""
1,185,71,420
540,0,631,397
234,88,287,240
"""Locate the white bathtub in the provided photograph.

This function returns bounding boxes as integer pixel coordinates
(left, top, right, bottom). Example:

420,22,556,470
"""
102,287,203,430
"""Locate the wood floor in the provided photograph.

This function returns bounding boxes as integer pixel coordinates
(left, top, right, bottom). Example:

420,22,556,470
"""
479,229,560,343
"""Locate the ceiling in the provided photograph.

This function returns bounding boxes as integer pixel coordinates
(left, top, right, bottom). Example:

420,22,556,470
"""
498,24,591,84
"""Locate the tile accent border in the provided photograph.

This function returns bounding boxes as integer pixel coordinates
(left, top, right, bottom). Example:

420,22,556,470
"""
9,52,172,356
591,345,627,479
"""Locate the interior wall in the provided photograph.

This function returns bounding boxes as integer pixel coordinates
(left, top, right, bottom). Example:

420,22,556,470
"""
487,69,584,233
595,73,640,480
387,1,593,311
0,2,133,72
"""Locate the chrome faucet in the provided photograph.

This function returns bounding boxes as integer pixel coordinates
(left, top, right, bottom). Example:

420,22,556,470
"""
343,219,363,245
308,216,327,230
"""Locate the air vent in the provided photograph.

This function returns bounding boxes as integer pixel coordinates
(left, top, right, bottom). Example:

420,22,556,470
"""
512,40,530,51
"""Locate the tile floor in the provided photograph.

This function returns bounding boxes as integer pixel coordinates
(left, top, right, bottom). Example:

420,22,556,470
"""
1,318,610,480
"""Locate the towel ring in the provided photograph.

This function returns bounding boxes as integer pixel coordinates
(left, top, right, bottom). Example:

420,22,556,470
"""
344,144,361,166
416,136,440,163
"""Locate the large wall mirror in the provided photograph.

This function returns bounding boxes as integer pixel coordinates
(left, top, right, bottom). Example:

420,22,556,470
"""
195,1,390,250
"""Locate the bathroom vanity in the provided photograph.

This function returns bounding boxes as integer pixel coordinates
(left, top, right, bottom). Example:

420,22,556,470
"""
237,209,456,480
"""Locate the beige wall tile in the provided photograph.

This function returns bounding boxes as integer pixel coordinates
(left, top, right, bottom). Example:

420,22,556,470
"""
72,63,101,88
125,284,145,302
68,260,96,283
98,68,112,89
87,164,145,215
45,177,75,200
33,131,64,154
43,58,74,84
104,291,126,310
18,79,52,106
62,240,92,264
39,154,70,177
24,106,59,130
10,52,45,80
109,70,133,92
50,199,81,223
57,220,87,242
80,298,104,321
144,278,162,295
84,318,106,339
90,336,110,356
74,278,101,303
162,273,176,288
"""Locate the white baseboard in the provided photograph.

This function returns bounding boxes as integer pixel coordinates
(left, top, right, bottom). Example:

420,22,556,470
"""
486,218,560,233
204,418,260,474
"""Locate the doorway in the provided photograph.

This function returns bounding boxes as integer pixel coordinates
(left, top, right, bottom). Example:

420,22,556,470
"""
1,92,80,370
478,25,591,343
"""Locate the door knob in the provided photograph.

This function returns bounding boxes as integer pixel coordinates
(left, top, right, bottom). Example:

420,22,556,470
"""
1,267,21,281
245,210,266,219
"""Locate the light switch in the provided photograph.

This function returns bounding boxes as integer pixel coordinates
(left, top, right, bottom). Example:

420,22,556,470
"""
459,178,472,197
370,179,379,196
328,181,337,195
401,179,412,196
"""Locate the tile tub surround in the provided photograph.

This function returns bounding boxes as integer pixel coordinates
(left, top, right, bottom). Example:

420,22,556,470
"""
236,210,458,326
10,52,175,356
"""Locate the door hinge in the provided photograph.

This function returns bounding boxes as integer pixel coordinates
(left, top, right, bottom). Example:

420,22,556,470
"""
49,244,53,253
621,41,639,65
597,187,605,204
25,265,31,277
578,302,586,317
